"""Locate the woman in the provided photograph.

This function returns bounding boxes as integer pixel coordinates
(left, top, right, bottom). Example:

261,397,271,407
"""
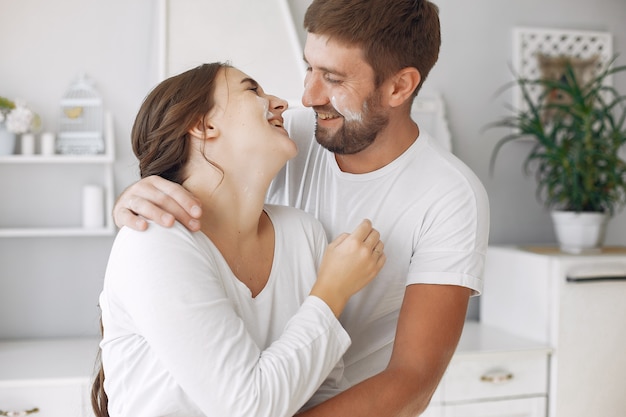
92,63,385,417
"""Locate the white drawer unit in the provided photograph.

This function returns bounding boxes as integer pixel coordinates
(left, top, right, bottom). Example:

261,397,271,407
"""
423,322,551,417
481,245,626,417
0,382,88,417
1,327,549,417
424,397,547,417
0,338,100,417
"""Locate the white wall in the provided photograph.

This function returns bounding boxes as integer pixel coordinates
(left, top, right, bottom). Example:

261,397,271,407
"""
431,0,626,247
166,0,306,103
0,0,157,338
0,0,625,338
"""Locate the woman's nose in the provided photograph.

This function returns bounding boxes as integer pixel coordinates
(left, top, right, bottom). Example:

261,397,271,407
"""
270,95,288,114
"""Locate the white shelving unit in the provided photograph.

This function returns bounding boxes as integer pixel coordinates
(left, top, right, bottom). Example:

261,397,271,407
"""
0,112,116,238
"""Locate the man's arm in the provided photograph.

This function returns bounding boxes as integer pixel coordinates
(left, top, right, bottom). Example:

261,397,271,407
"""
113,175,203,231
297,283,471,417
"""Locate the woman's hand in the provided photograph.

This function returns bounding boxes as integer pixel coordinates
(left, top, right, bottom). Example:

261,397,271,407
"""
311,219,386,317
113,175,203,231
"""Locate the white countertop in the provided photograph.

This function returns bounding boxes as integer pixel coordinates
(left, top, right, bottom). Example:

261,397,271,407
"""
0,337,100,384
0,323,550,384
455,321,552,359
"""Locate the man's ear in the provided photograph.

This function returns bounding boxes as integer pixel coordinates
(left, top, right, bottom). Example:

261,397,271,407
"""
388,67,421,108
188,117,219,140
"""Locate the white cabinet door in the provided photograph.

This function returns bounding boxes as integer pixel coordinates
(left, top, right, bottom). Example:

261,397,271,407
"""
421,323,550,417
442,397,547,417
442,351,548,403
0,380,89,417
0,338,99,417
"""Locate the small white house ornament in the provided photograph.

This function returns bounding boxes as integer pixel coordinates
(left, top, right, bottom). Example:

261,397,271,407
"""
57,73,104,154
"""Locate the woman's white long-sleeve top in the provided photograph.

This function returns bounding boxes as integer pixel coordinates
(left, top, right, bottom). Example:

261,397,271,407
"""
99,204,351,417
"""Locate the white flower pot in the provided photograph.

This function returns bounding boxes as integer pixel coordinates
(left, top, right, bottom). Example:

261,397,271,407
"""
550,210,609,254
0,123,16,155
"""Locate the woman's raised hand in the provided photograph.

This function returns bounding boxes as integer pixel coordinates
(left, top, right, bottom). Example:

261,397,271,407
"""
311,219,386,317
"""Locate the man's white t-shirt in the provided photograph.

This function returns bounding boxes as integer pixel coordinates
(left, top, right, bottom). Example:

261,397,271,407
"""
100,204,350,417
268,107,490,384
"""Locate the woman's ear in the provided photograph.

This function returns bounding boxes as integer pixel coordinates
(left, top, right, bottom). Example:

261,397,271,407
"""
388,67,421,108
188,117,219,140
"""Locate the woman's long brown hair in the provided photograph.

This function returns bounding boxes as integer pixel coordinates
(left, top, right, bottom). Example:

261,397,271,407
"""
91,318,108,417
90,62,227,417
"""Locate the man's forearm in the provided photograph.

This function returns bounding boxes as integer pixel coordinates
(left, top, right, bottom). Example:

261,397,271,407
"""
297,365,438,417
298,284,470,417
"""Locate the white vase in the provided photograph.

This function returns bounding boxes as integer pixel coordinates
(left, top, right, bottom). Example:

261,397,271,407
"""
0,123,16,155
550,210,609,254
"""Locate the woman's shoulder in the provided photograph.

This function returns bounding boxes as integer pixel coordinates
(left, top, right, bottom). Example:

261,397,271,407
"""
112,220,208,260
116,220,194,242
264,204,326,234
106,221,218,288
264,204,316,221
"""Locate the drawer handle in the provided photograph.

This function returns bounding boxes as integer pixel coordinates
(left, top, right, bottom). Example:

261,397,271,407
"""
0,408,40,417
480,370,514,384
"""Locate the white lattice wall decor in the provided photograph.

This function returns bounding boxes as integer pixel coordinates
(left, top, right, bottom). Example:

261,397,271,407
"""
512,27,613,111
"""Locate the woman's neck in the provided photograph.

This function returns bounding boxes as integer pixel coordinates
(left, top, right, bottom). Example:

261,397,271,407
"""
185,172,268,240
183,173,275,297
197,181,275,297
202,188,267,240
180,141,281,295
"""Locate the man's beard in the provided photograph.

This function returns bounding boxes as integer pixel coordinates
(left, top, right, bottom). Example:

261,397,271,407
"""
314,90,389,155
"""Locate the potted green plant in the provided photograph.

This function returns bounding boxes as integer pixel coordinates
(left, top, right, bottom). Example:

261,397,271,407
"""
489,55,626,253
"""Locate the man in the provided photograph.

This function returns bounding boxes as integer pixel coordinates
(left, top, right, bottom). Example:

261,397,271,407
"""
114,0,489,415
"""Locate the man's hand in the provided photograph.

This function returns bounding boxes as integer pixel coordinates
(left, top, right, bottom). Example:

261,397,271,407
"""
113,175,203,231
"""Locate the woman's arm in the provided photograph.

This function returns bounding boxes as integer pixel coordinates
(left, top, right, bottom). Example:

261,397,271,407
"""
104,224,346,417
103,220,384,417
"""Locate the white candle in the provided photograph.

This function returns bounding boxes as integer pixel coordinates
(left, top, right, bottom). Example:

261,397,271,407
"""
21,133,35,155
82,184,104,228
41,132,56,155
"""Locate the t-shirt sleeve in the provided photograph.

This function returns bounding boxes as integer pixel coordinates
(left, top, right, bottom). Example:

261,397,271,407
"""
406,169,489,296
104,223,350,417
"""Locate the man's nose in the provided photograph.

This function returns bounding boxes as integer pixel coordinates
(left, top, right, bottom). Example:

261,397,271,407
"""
302,73,327,108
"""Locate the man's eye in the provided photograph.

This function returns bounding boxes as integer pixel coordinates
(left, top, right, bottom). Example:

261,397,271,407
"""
248,87,259,94
324,74,341,84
